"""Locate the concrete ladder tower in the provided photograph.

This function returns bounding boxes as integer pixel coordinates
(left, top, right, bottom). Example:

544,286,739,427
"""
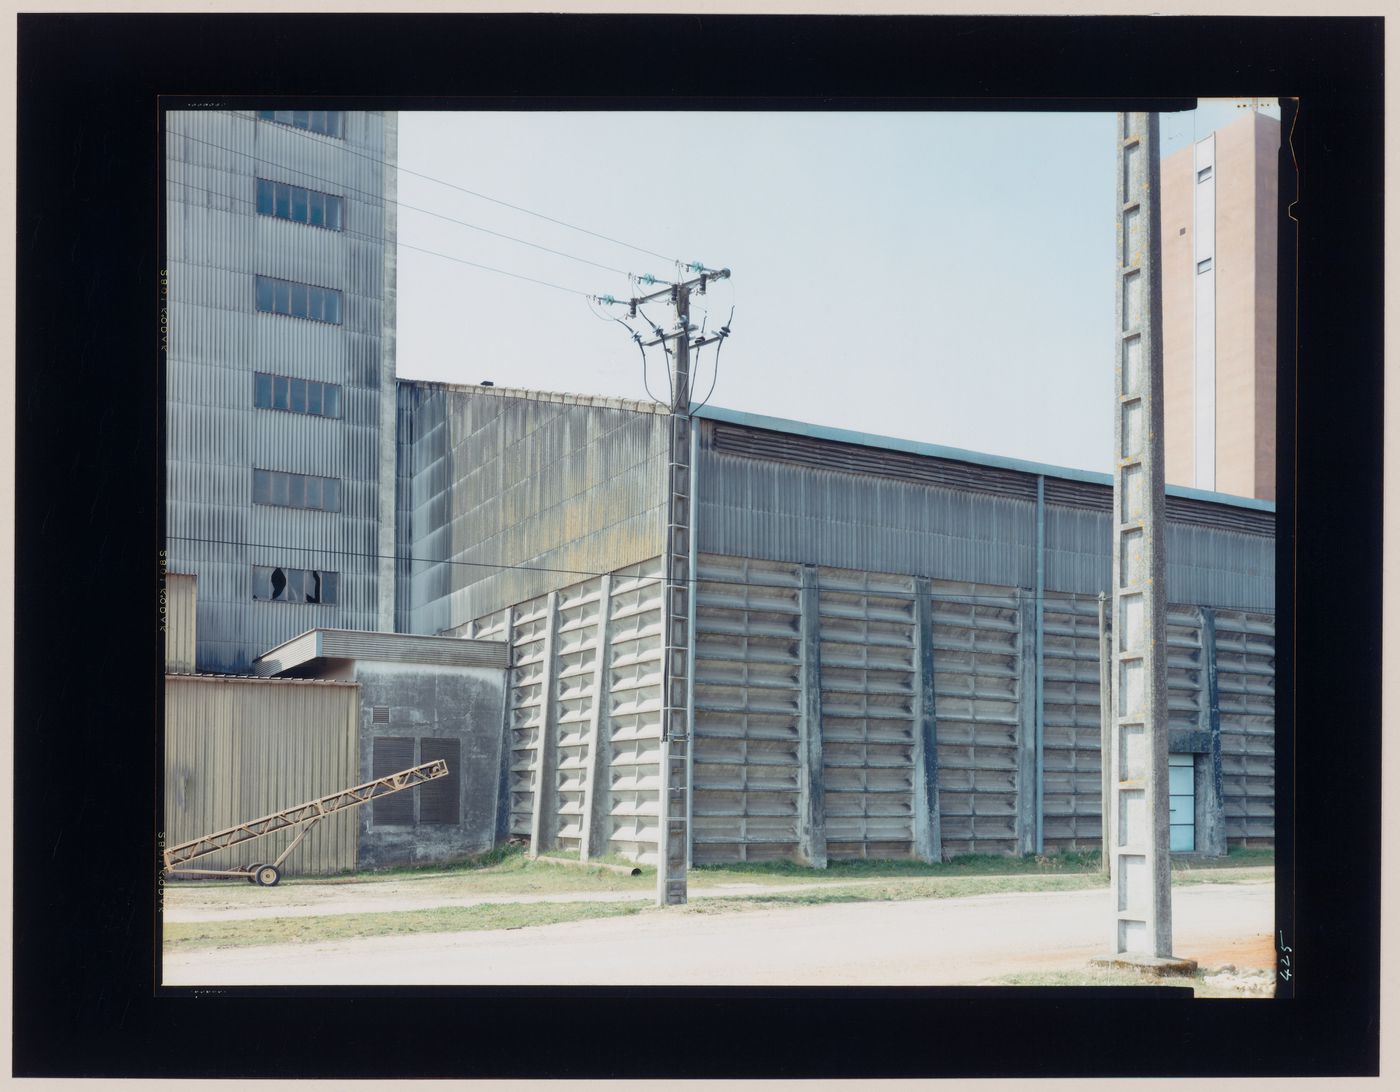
1100,111,1196,973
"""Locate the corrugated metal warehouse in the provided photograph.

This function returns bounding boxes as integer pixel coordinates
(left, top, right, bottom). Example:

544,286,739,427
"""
403,382,1275,867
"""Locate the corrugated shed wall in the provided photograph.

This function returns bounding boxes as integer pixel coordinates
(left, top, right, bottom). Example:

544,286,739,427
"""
164,675,359,874
165,110,392,672
165,572,198,673
397,386,668,634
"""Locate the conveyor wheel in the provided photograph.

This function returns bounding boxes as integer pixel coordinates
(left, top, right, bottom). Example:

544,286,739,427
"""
253,864,281,887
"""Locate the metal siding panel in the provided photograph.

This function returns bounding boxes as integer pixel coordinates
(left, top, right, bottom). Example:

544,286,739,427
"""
164,675,358,875
166,110,391,673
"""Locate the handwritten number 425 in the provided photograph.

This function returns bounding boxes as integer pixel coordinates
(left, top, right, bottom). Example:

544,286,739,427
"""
1278,932,1292,982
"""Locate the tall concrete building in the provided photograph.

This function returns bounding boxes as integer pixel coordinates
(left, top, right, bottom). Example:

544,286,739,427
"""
1161,110,1279,501
165,109,399,671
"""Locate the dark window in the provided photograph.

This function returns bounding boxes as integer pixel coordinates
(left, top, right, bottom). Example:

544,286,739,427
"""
255,274,343,325
419,739,461,825
257,109,345,138
252,564,338,604
251,468,342,512
372,737,417,824
256,178,345,232
253,372,343,419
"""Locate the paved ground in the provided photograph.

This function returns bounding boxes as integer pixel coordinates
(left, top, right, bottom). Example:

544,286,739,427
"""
163,879,1273,987
162,875,927,922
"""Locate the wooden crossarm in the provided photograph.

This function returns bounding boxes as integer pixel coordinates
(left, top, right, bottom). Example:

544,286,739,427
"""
163,760,448,869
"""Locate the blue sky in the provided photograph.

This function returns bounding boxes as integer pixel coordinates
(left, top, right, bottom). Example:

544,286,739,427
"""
395,100,1280,475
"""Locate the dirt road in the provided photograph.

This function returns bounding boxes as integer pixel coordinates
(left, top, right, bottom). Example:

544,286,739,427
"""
163,879,1273,987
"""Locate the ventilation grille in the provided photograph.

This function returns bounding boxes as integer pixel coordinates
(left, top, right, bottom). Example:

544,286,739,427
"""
371,737,415,824
371,706,390,724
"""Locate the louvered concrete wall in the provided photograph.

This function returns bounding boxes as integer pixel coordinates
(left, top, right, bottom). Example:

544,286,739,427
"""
930,581,1024,856
820,568,922,860
460,559,666,865
164,674,359,875
1215,610,1275,846
688,555,1273,863
166,110,396,672
691,556,805,862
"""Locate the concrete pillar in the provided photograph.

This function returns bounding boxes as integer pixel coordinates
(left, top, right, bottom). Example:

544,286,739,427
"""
656,412,692,905
1016,588,1038,856
797,565,828,868
1197,606,1228,856
1098,593,1113,871
528,591,561,857
580,575,613,861
494,606,516,846
911,576,941,863
1102,111,1189,969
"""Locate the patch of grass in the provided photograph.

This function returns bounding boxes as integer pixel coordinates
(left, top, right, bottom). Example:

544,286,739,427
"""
164,899,649,951
329,841,532,880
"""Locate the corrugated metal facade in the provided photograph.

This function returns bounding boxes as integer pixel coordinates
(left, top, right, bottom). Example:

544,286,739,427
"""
396,383,669,634
698,419,1273,612
164,572,198,673
164,674,359,874
165,110,397,672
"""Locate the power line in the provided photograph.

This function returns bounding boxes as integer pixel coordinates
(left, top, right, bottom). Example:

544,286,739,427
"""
166,179,596,298
193,108,681,265
163,534,1277,617
167,128,639,279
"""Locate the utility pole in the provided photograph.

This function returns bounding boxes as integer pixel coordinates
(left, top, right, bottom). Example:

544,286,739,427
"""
632,264,730,907
1094,113,1195,974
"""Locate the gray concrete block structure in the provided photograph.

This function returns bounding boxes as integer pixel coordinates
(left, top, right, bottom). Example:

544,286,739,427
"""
254,629,508,869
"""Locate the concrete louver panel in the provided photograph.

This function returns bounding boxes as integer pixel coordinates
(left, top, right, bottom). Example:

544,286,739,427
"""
930,580,1024,857
691,554,804,864
1038,593,1108,852
818,565,919,860
484,558,666,865
1213,610,1275,846
603,559,666,865
549,577,610,856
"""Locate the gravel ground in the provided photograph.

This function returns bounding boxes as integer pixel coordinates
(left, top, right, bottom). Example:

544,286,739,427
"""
163,878,1273,989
